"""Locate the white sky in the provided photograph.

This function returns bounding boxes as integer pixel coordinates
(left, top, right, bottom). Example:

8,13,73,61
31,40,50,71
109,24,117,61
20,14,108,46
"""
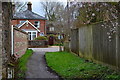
20,0,67,17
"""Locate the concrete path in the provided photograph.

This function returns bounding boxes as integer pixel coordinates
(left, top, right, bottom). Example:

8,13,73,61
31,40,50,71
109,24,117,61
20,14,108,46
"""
26,46,61,79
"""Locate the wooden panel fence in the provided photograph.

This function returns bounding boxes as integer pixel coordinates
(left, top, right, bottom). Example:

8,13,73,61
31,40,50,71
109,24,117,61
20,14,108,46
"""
70,19,120,69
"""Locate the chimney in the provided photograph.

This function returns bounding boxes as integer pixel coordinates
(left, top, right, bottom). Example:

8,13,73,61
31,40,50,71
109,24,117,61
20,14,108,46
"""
27,2,32,11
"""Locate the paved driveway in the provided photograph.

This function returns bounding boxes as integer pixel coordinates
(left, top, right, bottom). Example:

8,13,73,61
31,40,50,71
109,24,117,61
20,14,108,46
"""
26,46,60,79
29,46,60,52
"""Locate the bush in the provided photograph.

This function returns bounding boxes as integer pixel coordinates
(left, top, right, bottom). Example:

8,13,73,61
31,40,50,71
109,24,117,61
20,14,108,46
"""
34,36,48,40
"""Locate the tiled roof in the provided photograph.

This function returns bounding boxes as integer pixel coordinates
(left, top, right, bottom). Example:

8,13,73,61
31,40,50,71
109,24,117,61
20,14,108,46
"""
13,10,47,20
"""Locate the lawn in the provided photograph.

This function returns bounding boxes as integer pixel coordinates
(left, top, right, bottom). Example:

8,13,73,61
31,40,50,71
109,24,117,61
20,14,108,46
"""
17,49,33,78
45,52,120,79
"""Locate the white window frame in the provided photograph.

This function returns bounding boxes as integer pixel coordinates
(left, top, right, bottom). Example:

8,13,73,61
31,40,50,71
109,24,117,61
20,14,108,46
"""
25,31,37,40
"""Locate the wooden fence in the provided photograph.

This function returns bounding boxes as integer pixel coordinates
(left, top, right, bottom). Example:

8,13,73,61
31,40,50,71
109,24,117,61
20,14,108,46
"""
70,19,120,69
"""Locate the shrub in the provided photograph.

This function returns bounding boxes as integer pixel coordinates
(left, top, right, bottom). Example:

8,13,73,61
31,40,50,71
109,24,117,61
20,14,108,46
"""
34,36,48,40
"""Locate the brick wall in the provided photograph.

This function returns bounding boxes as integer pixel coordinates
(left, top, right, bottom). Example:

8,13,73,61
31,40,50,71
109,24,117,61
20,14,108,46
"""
13,27,28,58
28,40,48,48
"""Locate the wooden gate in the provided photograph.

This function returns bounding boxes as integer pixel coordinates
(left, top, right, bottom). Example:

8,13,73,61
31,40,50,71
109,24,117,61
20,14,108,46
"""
48,36,54,45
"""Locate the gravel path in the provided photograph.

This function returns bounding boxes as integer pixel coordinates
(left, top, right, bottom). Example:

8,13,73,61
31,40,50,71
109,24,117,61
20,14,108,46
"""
25,46,61,79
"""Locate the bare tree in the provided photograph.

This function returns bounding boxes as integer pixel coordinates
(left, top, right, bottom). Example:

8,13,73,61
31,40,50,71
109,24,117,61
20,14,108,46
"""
41,2,65,21
13,0,27,13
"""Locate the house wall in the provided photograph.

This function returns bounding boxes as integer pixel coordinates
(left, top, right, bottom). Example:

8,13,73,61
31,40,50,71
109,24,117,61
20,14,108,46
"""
13,27,28,58
12,19,46,35
20,23,37,30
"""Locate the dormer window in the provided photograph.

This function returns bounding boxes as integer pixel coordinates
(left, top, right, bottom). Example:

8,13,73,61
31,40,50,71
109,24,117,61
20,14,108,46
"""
34,21,40,28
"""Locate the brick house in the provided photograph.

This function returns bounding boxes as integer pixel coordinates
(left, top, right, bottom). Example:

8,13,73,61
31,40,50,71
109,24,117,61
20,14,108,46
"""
12,2,47,40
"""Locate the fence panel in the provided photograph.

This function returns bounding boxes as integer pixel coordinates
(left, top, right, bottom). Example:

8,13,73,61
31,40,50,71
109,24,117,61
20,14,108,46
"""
92,21,117,66
70,29,79,55
78,25,93,60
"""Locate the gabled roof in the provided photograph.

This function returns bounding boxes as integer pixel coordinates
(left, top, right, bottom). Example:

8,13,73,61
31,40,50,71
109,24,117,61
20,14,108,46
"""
17,20,40,32
13,10,47,20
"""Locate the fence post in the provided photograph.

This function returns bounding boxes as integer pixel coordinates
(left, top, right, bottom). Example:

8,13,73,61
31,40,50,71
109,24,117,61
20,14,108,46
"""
11,25,14,56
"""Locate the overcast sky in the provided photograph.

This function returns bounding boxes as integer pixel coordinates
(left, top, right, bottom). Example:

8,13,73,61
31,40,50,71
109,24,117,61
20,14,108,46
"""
20,0,67,17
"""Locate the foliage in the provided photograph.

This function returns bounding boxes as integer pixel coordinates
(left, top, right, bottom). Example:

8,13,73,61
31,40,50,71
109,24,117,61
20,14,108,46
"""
34,36,48,40
75,2,118,27
49,34,55,37
17,49,33,78
45,52,120,79
52,43,63,46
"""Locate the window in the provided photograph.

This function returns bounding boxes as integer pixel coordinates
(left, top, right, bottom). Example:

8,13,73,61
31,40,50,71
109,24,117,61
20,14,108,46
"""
49,27,54,31
28,32,37,40
20,21,25,23
40,32,44,36
34,21,40,28
28,32,31,40
32,32,36,40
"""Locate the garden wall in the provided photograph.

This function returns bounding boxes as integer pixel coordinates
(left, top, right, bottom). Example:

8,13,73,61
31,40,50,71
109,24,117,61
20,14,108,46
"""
70,19,120,69
13,27,28,58
28,40,48,48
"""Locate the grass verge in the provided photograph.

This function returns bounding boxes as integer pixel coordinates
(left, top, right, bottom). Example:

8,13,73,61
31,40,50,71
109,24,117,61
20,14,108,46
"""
16,49,33,78
45,52,120,79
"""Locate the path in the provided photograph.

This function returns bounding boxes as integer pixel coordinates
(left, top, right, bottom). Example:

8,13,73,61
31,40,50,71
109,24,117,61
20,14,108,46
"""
26,46,60,79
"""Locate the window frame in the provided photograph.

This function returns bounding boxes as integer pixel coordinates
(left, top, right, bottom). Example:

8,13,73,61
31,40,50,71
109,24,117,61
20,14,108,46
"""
34,21,40,28
26,31,37,40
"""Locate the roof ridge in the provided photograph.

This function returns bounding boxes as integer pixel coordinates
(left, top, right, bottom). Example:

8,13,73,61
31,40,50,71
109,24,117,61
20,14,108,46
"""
31,11,45,17
13,10,47,20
